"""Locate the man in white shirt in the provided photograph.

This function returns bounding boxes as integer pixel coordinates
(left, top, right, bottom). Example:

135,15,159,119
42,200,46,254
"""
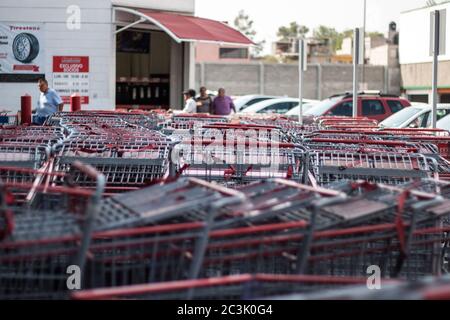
182,89,197,113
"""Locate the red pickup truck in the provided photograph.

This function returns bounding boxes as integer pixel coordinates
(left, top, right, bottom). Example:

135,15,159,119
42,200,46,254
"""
303,91,411,122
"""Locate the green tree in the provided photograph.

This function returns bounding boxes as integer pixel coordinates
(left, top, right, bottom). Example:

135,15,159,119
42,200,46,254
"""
234,10,265,57
313,25,342,52
277,22,309,40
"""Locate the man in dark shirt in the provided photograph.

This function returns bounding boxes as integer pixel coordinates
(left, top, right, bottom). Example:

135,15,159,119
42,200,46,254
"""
196,86,213,113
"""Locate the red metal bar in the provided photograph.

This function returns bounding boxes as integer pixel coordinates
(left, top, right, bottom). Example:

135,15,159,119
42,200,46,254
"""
186,139,296,148
210,221,309,238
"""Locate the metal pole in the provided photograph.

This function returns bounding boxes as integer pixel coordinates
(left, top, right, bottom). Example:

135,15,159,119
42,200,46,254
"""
299,38,306,125
432,10,440,129
353,28,360,118
362,0,367,88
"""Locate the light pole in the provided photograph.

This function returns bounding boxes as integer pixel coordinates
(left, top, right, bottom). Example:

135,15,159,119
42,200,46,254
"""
362,0,367,88
431,10,440,129
298,38,307,125
353,28,360,118
353,27,364,118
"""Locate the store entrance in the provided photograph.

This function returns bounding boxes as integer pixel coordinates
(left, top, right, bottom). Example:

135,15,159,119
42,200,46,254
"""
115,29,171,110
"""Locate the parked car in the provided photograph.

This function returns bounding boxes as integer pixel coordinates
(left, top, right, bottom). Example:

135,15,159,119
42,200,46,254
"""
437,113,450,131
303,91,411,122
241,98,317,115
380,104,450,129
285,102,320,119
234,95,279,112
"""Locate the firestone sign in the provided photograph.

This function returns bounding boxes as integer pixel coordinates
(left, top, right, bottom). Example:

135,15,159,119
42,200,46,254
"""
0,23,45,76
53,56,90,104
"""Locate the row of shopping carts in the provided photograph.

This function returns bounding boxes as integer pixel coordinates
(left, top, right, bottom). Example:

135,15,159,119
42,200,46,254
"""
3,112,443,191
48,111,174,194
1,112,450,299
3,112,450,191
1,173,449,299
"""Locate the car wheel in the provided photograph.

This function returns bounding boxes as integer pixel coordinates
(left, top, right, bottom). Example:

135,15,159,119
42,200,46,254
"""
12,33,40,63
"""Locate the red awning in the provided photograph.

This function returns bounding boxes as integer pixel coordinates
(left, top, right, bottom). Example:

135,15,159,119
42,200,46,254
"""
118,8,254,46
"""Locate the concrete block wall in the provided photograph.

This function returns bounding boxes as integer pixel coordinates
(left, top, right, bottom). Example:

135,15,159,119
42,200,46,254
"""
196,62,401,100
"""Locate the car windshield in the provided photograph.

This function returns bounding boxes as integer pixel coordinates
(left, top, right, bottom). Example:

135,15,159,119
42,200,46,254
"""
234,96,253,109
235,96,274,110
437,114,450,131
304,97,342,116
380,107,424,128
286,103,315,115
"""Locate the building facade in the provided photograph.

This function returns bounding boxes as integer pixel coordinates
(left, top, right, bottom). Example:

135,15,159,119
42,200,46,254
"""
195,43,250,63
400,1,450,103
0,0,250,112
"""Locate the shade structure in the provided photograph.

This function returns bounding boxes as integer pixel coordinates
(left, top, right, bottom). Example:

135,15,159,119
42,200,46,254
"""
115,7,254,46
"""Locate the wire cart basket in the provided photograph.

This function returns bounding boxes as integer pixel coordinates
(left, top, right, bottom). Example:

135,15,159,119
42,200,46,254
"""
0,161,105,299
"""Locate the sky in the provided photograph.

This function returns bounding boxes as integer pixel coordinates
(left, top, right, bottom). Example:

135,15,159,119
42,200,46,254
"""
195,0,428,54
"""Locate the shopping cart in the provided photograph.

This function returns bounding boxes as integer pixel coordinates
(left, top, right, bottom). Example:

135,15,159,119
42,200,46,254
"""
172,140,309,187
317,117,379,129
163,114,229,131
308,151,434,186
196,124,291,149
199,221,313,278
212,179,345,229
94,178,245,231
52,140,172,192
267,276,450,300
0,161,105,299
0,143,50,175
306,219,448,280
0,111,18,126
82,222,209,288
71,274,369,300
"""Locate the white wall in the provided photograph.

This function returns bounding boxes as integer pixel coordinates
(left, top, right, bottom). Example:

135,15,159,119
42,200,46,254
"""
0,0,115,112
112,0,195,14
400,3,450,65
370,45,388,66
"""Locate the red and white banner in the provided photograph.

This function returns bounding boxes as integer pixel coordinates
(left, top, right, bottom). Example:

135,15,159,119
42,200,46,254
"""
53,56,90,104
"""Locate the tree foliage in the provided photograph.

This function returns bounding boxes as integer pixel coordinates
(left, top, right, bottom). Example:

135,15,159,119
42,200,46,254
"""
234,10,265,57
277,22,309,40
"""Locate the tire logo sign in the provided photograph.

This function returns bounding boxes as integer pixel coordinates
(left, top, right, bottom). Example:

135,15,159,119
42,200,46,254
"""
12,33,40,63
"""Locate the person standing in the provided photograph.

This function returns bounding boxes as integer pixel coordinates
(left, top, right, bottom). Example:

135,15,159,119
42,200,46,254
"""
34,78,64,125
211,88,236,116
182,89,197,114
196,87,213,114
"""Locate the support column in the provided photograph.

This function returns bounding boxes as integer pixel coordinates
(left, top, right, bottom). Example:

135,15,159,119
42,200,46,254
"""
170,40,183,109
200,62,206,88
384,66,389,93
316,64,322,100
183,42,196,91
259,62,265,95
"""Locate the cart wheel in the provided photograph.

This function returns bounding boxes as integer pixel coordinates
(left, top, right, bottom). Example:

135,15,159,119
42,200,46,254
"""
12,33,40,63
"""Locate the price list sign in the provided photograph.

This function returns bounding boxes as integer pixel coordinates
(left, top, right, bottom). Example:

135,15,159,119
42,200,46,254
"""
53,56,89,104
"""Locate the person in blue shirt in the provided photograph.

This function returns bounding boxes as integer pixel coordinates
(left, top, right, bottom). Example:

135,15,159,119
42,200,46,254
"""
34,78,64,125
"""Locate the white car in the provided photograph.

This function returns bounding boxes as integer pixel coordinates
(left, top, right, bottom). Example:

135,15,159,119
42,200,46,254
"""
285,102,320,119
380,103,450,129
437,113,450,131
234,95,279,112
241,98,318,115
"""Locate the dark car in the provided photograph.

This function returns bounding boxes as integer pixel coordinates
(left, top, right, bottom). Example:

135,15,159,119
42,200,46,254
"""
303,91,411,122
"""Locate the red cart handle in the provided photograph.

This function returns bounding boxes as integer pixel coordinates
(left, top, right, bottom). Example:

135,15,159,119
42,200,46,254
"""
187,139,296,148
